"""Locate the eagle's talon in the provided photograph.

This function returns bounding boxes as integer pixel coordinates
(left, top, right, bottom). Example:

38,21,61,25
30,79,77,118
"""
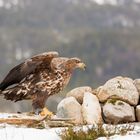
39,107,54,118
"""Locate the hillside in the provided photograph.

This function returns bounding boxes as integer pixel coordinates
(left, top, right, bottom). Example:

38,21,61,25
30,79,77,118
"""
0,0,139,85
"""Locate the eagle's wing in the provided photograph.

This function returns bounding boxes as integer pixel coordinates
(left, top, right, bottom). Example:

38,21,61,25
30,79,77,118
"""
0,51,59,90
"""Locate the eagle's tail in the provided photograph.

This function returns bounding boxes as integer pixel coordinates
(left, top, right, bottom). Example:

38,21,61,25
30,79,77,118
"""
2,87,28,102
0,82,6,91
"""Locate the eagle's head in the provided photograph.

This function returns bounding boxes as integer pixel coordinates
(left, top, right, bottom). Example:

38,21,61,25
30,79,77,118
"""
66,57,86,70
51,57,86,72
57,57,86,72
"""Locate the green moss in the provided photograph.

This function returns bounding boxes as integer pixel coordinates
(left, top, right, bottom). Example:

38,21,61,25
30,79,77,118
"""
107,98,118,105
117,101,124,106
60,124,134,140
107,98,124,106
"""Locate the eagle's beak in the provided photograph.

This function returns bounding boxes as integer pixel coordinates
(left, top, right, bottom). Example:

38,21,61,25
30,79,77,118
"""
77,62,86,70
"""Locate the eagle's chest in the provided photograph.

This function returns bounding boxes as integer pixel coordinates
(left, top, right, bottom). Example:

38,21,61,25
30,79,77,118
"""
38,71,71,95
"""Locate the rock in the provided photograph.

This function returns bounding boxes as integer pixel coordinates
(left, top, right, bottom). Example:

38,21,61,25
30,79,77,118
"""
82,92,102,124
66,86,92,104
136,105,140,122
96,76,139,106
56,97,83,124
103,99,135,123
134,79,140,95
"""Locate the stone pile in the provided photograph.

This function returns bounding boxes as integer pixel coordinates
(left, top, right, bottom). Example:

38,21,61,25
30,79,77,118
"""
56,76,140,125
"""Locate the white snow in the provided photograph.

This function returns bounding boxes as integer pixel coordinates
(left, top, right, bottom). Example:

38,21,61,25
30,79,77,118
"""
114,135,140,140
97,124,140,140
98,135,140,140
0,126,61,140
0,124,140,140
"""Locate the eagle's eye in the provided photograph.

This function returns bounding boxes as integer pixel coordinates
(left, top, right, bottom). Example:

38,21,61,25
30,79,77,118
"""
76,60,81,63
73,59,81,64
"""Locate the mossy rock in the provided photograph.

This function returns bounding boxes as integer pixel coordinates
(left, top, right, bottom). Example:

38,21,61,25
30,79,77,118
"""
107,98,125,106
107,98,119,105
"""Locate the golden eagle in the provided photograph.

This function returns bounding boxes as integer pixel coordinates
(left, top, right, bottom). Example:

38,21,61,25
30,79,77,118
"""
0,51,86,114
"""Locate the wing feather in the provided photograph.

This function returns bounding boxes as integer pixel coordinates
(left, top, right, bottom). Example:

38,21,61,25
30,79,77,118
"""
0,51,59,90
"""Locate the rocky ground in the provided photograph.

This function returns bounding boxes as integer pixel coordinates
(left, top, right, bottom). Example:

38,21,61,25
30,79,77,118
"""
0,76,140,140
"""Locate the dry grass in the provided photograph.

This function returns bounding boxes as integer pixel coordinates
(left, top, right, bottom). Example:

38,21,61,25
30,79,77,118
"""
60,123,135,140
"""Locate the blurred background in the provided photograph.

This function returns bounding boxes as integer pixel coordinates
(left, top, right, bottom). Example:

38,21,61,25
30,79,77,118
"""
0,0,140,113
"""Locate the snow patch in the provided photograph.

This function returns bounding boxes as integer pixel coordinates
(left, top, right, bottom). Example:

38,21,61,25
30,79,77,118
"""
0,123,140,140
0,126,61,140
98,135,140,140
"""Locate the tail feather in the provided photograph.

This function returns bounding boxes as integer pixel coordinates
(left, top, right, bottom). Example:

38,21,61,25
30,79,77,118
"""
0,82,7,91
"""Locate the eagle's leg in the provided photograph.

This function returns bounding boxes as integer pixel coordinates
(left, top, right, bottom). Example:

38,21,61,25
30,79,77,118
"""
32,95,53,117
32,95,46,115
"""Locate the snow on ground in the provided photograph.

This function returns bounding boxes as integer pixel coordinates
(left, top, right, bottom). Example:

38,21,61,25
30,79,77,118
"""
113,135,140,140
0,125,61,140
0,123,140,140
97,125,140,140
98,135,140,140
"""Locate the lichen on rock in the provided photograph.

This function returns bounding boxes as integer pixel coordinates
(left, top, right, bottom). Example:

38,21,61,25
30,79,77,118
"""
96,76,139,106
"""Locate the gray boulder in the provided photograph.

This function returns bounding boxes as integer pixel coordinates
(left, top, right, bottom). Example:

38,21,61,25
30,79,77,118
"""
56,97,83,124
82,92,102,125
66,86,92,104
136,105,140,122
96,76,139,106
134,79,140,95
103,99,135,124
